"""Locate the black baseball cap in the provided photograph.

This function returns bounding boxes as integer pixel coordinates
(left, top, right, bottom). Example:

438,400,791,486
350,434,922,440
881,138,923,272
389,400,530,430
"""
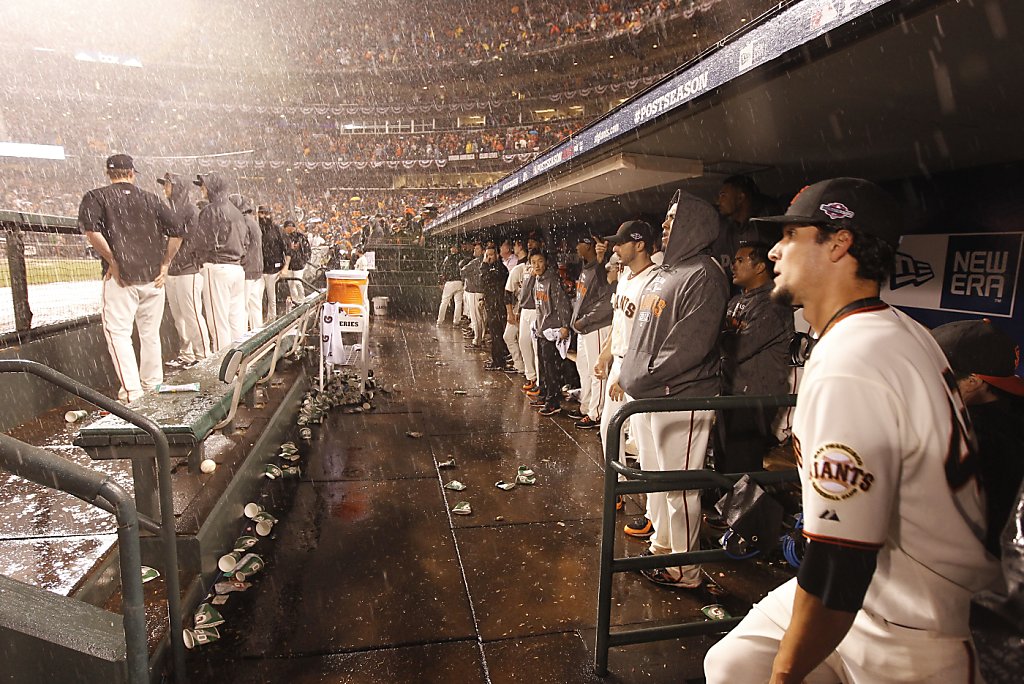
931,319,1024,396
576,234,597,245
283,219,296,227
106,154,134,171
604,220,657,246
156,172,173,186
257,205,270,213
193,174,206,187
752,177,903,248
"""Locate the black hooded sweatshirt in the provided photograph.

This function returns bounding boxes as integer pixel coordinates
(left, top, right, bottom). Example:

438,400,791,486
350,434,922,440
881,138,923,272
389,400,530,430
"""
196,172,248,265
229,194,264,280
260,216,286,274
618,191,729,399
164,173,202,277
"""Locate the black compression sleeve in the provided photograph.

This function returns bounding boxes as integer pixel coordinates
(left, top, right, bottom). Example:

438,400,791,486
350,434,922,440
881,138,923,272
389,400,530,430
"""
797,540,878,613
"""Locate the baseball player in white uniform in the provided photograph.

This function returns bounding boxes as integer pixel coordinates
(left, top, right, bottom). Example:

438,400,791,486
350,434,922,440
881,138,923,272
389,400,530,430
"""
704,178,1000,683
594,221,662,487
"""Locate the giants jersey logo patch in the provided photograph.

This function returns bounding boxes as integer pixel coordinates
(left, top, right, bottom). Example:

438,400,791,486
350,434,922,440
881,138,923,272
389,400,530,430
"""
810,443,874,501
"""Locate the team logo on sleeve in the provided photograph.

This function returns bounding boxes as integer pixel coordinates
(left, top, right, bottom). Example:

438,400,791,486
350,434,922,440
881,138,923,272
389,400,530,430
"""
810,443,874,501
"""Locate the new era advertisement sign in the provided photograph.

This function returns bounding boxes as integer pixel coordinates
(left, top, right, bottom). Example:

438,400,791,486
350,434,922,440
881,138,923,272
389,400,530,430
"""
883,232,1022,318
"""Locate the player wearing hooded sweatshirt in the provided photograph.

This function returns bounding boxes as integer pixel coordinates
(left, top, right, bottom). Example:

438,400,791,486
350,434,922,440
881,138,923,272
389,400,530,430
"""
229,194,264,330
566,235,613,429
531,250,574,414
618,191,729,588
160,172,210,369
195,173,249,352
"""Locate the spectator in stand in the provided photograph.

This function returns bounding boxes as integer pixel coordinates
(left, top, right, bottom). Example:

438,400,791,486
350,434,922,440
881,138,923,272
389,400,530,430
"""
481,245,511,371
618,192,728,588
530,249,574,416
565,235,613,430
503,239,530,374
230,194,264,330
195,173,249,352
78,154,183,404
717,242,794,475
436,242,465,326
461,242,486,350
158,172,209,371
282,219,311,308
258,206,286,321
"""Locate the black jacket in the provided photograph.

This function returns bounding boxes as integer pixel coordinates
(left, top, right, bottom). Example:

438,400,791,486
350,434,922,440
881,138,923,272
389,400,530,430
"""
164,173,202,276
439,252,463,283
480,258,509,312
284,231,311,271
260,216,286,274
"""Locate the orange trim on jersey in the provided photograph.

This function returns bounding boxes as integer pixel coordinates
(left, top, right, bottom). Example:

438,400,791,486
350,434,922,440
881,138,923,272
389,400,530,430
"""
803,530,883,551
820,303,889,338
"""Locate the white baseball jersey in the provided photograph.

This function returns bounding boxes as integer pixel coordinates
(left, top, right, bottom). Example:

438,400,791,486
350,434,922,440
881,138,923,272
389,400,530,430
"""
505,261,527,296
609,261,659,358
795,304,999,636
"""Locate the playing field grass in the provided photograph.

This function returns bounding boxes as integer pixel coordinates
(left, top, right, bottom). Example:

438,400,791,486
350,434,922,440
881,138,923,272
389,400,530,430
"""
0,258,102,287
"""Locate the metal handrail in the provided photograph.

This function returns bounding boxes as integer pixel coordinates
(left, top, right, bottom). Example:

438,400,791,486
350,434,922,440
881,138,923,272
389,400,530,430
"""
0,432,147,683
594,393,799,677
213,291,325,430
0,360,187,684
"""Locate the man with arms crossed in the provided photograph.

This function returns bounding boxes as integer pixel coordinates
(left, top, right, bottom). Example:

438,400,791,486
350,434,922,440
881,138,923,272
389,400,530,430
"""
704,178,999,682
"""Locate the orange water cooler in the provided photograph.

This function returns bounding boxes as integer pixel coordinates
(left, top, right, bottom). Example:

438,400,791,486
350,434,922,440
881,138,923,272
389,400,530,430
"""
321,270,370,393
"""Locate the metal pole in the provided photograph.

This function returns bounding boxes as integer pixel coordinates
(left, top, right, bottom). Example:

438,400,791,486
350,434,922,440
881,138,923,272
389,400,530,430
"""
5,222,33,331
594,400,627,676
100,479,149,684
0,433,148,684
0,360,187,684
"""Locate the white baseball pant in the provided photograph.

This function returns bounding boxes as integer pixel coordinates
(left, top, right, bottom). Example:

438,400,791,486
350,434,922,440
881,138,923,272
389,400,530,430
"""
704,577,979,683
503,320,523,372
261,271,280,321
100,279,165,403
437,279,464,325
465,292,484,345
283,269,305,306
518,308,538,383
203,263,246,353
631,404,714,584
575,326,609,420
165,273,210,364
599,357,629,469
245,278,264,330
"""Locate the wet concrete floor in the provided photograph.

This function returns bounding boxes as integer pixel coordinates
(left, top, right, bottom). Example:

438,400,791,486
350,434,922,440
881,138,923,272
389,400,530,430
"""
185,317,796,683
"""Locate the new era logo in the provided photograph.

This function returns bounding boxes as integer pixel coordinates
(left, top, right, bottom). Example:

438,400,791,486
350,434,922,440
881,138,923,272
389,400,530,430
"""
819,509,840,522
890,252,935,290
819,202,855,220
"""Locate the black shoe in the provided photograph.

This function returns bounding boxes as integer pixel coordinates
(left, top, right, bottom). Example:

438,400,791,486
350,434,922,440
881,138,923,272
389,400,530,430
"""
623,516,654,539
538,404,562,416
565,408,586,421
574,416,598,430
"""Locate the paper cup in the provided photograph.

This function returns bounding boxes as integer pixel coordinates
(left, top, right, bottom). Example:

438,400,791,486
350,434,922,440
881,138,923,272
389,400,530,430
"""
218,550,243,573
65,410,89,423
243,503,263,519
183,626,220,649
233,553,265,581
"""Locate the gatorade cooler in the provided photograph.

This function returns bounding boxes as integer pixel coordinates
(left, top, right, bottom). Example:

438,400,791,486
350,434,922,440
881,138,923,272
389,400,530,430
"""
325,269,368,315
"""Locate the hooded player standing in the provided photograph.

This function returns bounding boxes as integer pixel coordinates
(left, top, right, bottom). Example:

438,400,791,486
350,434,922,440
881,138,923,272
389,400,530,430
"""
704,178,1000,683
618,192,729,587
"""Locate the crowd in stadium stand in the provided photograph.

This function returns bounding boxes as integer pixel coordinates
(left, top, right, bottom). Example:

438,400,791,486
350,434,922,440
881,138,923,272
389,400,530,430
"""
295,0,720,69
